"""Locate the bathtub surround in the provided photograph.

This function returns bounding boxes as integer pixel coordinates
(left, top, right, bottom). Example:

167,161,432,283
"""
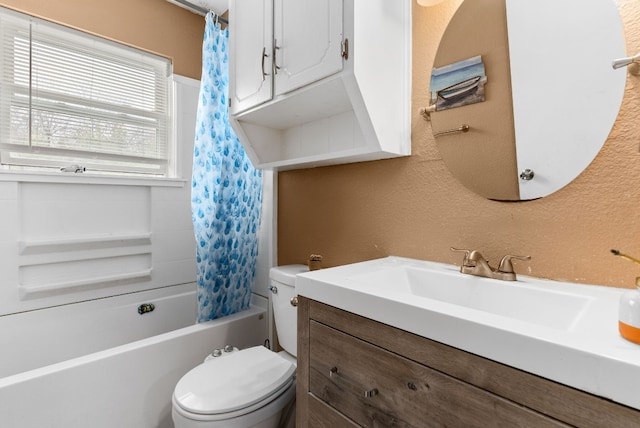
0,0,205,312
0,76,200,316
191,13,263,321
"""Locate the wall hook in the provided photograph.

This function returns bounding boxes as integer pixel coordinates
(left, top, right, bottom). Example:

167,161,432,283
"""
420,105,436,121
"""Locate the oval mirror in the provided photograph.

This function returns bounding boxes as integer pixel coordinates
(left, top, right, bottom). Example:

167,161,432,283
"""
430,0,627,201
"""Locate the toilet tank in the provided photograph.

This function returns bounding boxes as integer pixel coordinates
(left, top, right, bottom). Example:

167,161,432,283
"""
269,264,308,357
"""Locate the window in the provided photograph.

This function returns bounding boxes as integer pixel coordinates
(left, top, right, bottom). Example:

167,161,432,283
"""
0,7,173,177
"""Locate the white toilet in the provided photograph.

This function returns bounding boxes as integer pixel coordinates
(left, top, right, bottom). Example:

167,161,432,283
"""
172,264,308,428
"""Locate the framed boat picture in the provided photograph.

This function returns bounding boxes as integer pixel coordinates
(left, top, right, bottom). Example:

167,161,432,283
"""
430,55,487,111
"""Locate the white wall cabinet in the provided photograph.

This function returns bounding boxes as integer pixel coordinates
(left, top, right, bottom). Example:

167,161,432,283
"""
230,0,343,115
229,0,411,170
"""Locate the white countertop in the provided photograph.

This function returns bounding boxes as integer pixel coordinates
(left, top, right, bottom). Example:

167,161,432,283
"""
296,256,640,410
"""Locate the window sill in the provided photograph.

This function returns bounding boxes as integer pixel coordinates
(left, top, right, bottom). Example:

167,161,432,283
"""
0,170,188,187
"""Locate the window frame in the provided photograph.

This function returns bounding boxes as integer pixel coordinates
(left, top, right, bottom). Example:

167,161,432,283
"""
0,6,176,178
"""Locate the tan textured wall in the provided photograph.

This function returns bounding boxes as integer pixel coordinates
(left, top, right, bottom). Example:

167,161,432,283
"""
278,0,640,288
0,0,204,79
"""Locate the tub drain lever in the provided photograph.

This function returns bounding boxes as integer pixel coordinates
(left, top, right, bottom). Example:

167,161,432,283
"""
137,303,155,315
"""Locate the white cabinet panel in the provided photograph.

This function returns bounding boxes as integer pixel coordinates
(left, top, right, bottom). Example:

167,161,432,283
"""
274,0,343,96
229,0,273,115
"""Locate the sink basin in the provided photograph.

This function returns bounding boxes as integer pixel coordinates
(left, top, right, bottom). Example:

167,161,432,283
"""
348,264,593,331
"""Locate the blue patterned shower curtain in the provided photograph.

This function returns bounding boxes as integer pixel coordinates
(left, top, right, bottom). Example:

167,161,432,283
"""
191,13,263,322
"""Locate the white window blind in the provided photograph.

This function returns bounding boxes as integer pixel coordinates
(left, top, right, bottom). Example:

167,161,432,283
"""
0,7,173,176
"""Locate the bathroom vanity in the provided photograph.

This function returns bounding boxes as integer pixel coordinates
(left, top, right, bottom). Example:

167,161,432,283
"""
295,257,640,427
297,297,639,427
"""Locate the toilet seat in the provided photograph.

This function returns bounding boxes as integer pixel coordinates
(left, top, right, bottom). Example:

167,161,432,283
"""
173,346,296,421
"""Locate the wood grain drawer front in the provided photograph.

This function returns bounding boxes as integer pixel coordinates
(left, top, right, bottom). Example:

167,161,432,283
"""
308,394,360,427
309,320,568,428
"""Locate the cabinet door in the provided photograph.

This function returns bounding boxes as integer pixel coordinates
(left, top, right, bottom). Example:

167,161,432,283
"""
229,0,273,114
273,0,343,97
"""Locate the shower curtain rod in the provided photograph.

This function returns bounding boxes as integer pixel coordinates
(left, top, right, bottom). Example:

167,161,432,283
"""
171,0,229,24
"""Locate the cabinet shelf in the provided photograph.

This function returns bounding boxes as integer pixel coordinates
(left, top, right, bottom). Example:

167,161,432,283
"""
234,73,351,130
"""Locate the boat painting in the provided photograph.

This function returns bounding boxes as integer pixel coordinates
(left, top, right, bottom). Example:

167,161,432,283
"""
431,55,487,111
438,76,482,100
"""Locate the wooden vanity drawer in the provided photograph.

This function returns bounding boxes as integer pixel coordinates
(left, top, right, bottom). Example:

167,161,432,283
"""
308,320,566,427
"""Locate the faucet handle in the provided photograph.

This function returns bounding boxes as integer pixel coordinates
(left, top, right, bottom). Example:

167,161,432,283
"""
497,254,531,273
450,247,471,263
451,247,488,267
450,247,470,255
467,250,487,263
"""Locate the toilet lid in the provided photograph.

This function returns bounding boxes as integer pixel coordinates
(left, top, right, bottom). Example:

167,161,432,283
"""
173,346,296,415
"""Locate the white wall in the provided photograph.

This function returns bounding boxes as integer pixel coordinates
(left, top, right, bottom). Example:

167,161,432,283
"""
0,75,273,316
254,169,276,298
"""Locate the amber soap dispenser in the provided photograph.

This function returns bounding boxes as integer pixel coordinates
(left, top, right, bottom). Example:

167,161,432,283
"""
612,250,640,344
619,277,640,344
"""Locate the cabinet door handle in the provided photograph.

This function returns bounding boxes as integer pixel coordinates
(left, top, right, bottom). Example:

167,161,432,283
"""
261,47,269,81
273,39,281,74
329,366,379,398
341,38,349,60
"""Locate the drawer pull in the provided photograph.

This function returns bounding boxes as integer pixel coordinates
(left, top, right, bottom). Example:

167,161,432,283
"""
329,366,379,398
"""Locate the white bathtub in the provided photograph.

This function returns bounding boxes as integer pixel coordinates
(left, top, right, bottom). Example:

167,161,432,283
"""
0,284,269,428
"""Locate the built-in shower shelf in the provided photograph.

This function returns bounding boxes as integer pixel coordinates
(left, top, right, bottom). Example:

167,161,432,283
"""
18,232,152,255
17,232,154,300
18,269,153,299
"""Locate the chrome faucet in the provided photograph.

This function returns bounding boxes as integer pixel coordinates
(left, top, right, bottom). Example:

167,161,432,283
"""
451,247,530,281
